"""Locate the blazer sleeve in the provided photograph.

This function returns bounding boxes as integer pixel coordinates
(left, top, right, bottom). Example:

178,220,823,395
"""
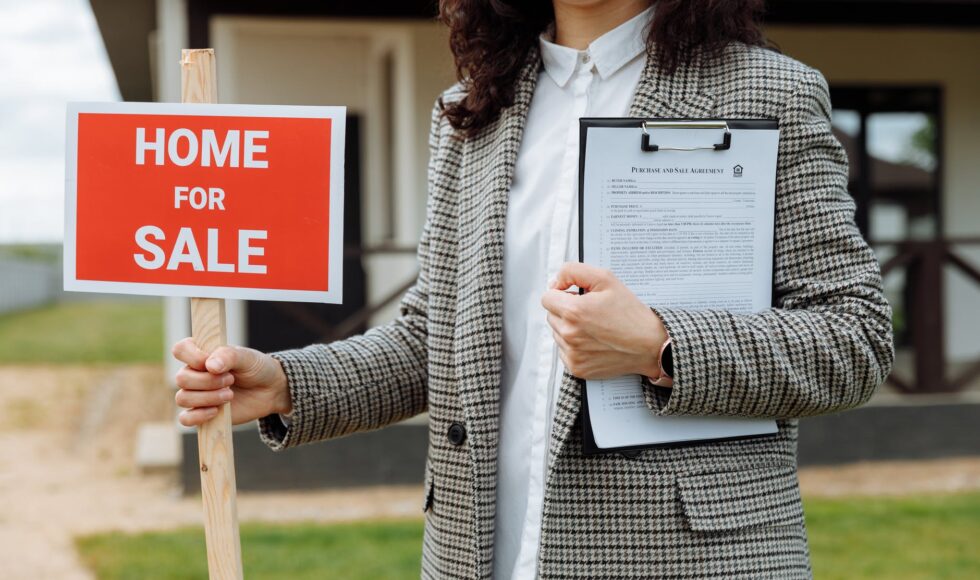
257,103,445,450
641,68,894,419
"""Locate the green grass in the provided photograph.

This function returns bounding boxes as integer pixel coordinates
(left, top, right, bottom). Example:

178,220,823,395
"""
0,300,163,364
0,243,60,263
806,493,980,579
75,494,980,579
76,520,424,580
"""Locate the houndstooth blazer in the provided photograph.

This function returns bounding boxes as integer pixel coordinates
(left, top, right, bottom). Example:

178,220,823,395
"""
259,41,894,579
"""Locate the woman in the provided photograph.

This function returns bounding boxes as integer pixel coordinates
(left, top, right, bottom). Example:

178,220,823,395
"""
172,0,894,578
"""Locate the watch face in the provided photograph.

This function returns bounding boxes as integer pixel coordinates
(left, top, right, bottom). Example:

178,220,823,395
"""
661,343,674,378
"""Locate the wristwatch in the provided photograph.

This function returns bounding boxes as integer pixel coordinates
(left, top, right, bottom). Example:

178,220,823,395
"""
648,337,674,388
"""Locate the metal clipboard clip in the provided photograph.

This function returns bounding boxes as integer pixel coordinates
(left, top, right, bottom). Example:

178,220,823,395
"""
640,120,732,152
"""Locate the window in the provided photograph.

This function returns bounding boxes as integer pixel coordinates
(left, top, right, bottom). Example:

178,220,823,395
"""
829,86,942,242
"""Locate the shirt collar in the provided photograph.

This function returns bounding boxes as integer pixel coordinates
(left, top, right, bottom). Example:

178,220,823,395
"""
539,6,653,88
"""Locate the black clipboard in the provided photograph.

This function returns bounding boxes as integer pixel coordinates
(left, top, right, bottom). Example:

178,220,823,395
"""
577,118,780,456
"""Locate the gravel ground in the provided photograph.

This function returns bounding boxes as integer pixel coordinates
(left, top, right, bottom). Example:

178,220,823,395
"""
0,364,977,579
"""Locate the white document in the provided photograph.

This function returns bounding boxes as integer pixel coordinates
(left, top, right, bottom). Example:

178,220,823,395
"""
580,122,780,450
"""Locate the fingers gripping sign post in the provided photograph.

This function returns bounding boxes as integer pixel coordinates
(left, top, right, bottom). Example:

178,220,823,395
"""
64,49,346,578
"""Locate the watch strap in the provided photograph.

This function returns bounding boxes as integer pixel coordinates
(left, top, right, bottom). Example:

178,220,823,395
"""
648,337,674,388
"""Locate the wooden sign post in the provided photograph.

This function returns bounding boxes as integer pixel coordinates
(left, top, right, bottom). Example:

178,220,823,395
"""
65,48,346,580
182,48,243,580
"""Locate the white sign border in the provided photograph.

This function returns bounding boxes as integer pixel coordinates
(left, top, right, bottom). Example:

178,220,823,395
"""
64,101,346,304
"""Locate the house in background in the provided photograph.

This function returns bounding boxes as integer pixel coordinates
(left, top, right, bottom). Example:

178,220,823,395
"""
88,0,980,491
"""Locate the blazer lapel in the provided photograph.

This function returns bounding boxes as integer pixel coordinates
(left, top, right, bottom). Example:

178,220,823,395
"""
455,47,539,453
547,46,716,472
454,46,540,573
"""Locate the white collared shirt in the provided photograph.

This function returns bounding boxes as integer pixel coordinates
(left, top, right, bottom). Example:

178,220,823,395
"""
493,8,653,580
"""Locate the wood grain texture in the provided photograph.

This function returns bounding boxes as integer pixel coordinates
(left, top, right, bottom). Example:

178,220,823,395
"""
183,47,244,580
181,48,217,105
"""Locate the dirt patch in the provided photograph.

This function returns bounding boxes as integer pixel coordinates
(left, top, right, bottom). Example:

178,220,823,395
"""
0,365,169,579
799,457,980,497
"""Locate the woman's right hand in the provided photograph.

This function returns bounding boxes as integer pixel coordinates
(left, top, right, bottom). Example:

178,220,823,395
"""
172,338,292,427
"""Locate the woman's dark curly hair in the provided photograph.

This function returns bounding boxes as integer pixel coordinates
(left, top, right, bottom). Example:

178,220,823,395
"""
439,0,767,136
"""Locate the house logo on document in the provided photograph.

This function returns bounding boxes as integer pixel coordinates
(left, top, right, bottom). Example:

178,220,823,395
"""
733,164,744,178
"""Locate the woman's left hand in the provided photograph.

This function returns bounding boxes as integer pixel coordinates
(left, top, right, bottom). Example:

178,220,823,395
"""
541,262,668,381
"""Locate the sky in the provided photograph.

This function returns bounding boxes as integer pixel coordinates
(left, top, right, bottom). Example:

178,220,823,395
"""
0,0,119,243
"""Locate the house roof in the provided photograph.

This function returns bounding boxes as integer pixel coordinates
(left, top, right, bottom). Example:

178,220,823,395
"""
88,0,156,102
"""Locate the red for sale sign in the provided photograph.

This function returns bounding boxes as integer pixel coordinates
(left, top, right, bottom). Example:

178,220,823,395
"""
64,103,346,303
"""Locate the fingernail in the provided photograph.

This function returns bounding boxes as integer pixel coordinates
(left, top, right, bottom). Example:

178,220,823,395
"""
547,276,557,288
222,374,234,386
206,358,224,372
220,389,233,401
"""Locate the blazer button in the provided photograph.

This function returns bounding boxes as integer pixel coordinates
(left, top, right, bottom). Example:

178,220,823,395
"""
447,422,466,446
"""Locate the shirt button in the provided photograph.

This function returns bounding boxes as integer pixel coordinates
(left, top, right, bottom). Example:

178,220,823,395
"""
447,422,467,446
581,53,591,64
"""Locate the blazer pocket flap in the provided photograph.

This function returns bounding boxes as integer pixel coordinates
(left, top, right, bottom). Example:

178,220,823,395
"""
677,465,804,532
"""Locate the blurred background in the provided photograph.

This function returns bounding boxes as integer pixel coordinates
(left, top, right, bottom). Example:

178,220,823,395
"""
0,0,978,578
